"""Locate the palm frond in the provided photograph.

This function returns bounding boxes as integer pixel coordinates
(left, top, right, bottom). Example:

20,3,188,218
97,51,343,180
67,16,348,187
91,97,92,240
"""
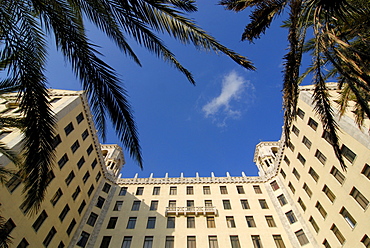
0,215,13,248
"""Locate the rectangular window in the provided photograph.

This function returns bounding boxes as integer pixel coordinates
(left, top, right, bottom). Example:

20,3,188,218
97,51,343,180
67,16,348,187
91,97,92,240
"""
288,182,295,194
167,217,175,228
6,173,22,193
106,217,118,229
297,153,306,165
76,231,90,247
322,239,331,248
143,236,153,248
292,125,300,136
122,236,132,248
165,236,174,248
100,236,111,248
3,218,15,236
287,141,295,152
82,171,90,184
86,145,93,155
152,187,160,195
71,140,80,153
58,154,69,169
226,216,236,228
81,129,89,140
205,200,213,207
169,186,177,195
259,199,269,209
361,235,370,248
146,217,156,229
72,186,81,200
102,183,111,193
32,210,48,231
113,201,123,211
315,149,327,165
66,219,76,235
187,217,195,228
126,217,137,229
17,238,29,248
203,186,211,194
91,159,97,169
96,196,105,208
292,168,300,180
87,185,95,197
236,186,245,194
149,200,158,211
253,185,262,194
302,136,312,149
286,210,297,224
295,229,309,246
187,236,196,248
64,122,74,136
119,187,127,196
309,167,319,182
309,216,319,233
230,236,241,248
223,200,231,210
340,207,356,228
87,212,98,226
220,186,228,194
298,198,306,211
136,187,144,195
208,236,218,248
316,201,327,218
308,118,318,130
78,200,86,214
251,235,263,248
273,235,286,248
283,155,290,165
168,200,176,208
265,215,276,227
341,145,356,163
187,200,194,207
186,186,194,195
277,194,287,206
330,166,345,184
246,216,256,227
298,108,305,119
280,169,286,179
59,204,70,221
323,185,336,202
241,199,250,209
362,164,370,180
43,227,57,247
207,217,216,228
331,224,345,245
76,112,84,124
303,183,312,198
270,180,279,191
50,188,63,206
131,201,141,211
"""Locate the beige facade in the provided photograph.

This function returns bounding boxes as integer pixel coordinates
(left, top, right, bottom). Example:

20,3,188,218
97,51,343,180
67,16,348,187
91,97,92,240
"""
0,83,369,248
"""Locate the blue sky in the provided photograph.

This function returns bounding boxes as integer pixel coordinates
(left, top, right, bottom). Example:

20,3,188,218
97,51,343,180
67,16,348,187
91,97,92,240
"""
47,2,291,178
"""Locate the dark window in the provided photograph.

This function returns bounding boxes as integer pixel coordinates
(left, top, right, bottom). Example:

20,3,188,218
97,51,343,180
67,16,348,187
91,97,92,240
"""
64,122,74,136
150,200,158,211
72,186,81,200
315,149,327,165
66,219,76,235
303,183,312,198
361,235,370,248
6,173,22,193
302,136,312,149
330,166,345,184
95,172,101,182
246,216,256,227
288,182,295,194
152,187,160,195
283,156,290,165
86,145,94,155
361,164,370,180
203,186,211,194
87,185,95,197
308,118,318,130
100,236,111,248
298,198,306,211
81,129,89,140
316,201,327,218
226,216,236,228
119,187,127,196
265,216,276,227
220,186,228,194
207,216,216,228
322,130,333,144
50,188,63,206
241,199,250,209
77,156,85,169
131,201,140,211
71,140,80,153
59,204,70,221
223,200,232,210
323,185,336,202
82,171,90,184
76,112,84,124
43,227,57,247
96,196,105,208
280,169,286,178
102,183,111,193
270,181,279,191
187,217,195,228
273,235,286,248
230,236,241,248
122,237,132,248
78,200,86,214
309,216,319,233
331,224,345,245
32,210,47,231
17,238,29,248
286,210,297,224
187,236,195,248
297,153,306,165
143,236,153,248
76,231,90,247
292,168,300,180
253,185,262,194
251,235,263,248
297,108,305,119
52,135,62,149
136,187,144,195
87,212,98,226
350,187,369,210
107,217,118,229
309,167,319,182
277,194,287,206
287,140,295,152
167,217,175,228
292,125,300,136
113,201,123,211
58,154,69,169
3,218,16,235
340,207,356,229
236,186,245,194
341,145,356,163
186,186,194,195
126,217,137,229
295,229,309,246
146,217,156,229
170,186,177,195
166,236,175,248
91,159,97,169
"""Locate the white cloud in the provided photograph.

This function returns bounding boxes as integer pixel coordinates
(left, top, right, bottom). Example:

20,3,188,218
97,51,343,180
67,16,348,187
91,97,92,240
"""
202,70,254,126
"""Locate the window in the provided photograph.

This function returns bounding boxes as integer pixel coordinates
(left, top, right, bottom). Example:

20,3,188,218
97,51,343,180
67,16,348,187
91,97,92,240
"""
86,144,94,155
302,136,312,149
168,200,176,208
64,122,74,136
96,196,105,208
126,217,137,229
87,212,98,226
341,145,356,163
136,187,144,195
288,182,295,194
17,238,29,248
230,236,241,248
78,200,86,214
82,171,90,184
223,200,231,210
309,216,319,233
66,219,76,235
208,236,218,248
280,169,286,178
295,229,309,246
292,168,300,180
361,235,370,248
297,153,306,165
122,237,132,248
297,108,305,119
187,236,196,248
71,140,80,153
265,215,276,227
187,217,195,228
187,186,194,195
203,186,211,194
253,185,262,194
259,199,269,209
58,154,69,169
298,198,306,211
6,173,22,193
91,159,97,169
50,188,63,206
322,130,333,144
322,239,331,248
146,217,156,229
119,187,127,196
236,186,245,194
207,217,216,228
286,210,297,224
165,236,174,248
32,210,47,231
100,236,111,248
3,218,15,236
143,236,153,248
303,183,312,198
309,167,319,182
205,200,213,207
76,112,84,123
277,194,287,206
362,164,370,180
131,201,141,211
187,200,194,208
315,150,327,165
270,181,279,191
96,172,102,182
251,235,263,248
241,199,250,209
273,235,286,248
340,207,357,228
246,216,256,227
292,125,300,136
72,186,81,200
323,185,336,202
283,156,290,165
112,201,123,211
43,227,57,247
287,141,295,152
76,231,90,247
226,216,236,228
59,204,70,221
316,201,327,218
167,217,175,228
106,217,118,229
220,186,228,194
308,117,318,130
81,129,89,140
102,183,111,193
148,200,158,211
152,187,160,195
330,166,345,184
87,185,95,197
76,157,85,169
169,186,177,195
331,224,345,245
